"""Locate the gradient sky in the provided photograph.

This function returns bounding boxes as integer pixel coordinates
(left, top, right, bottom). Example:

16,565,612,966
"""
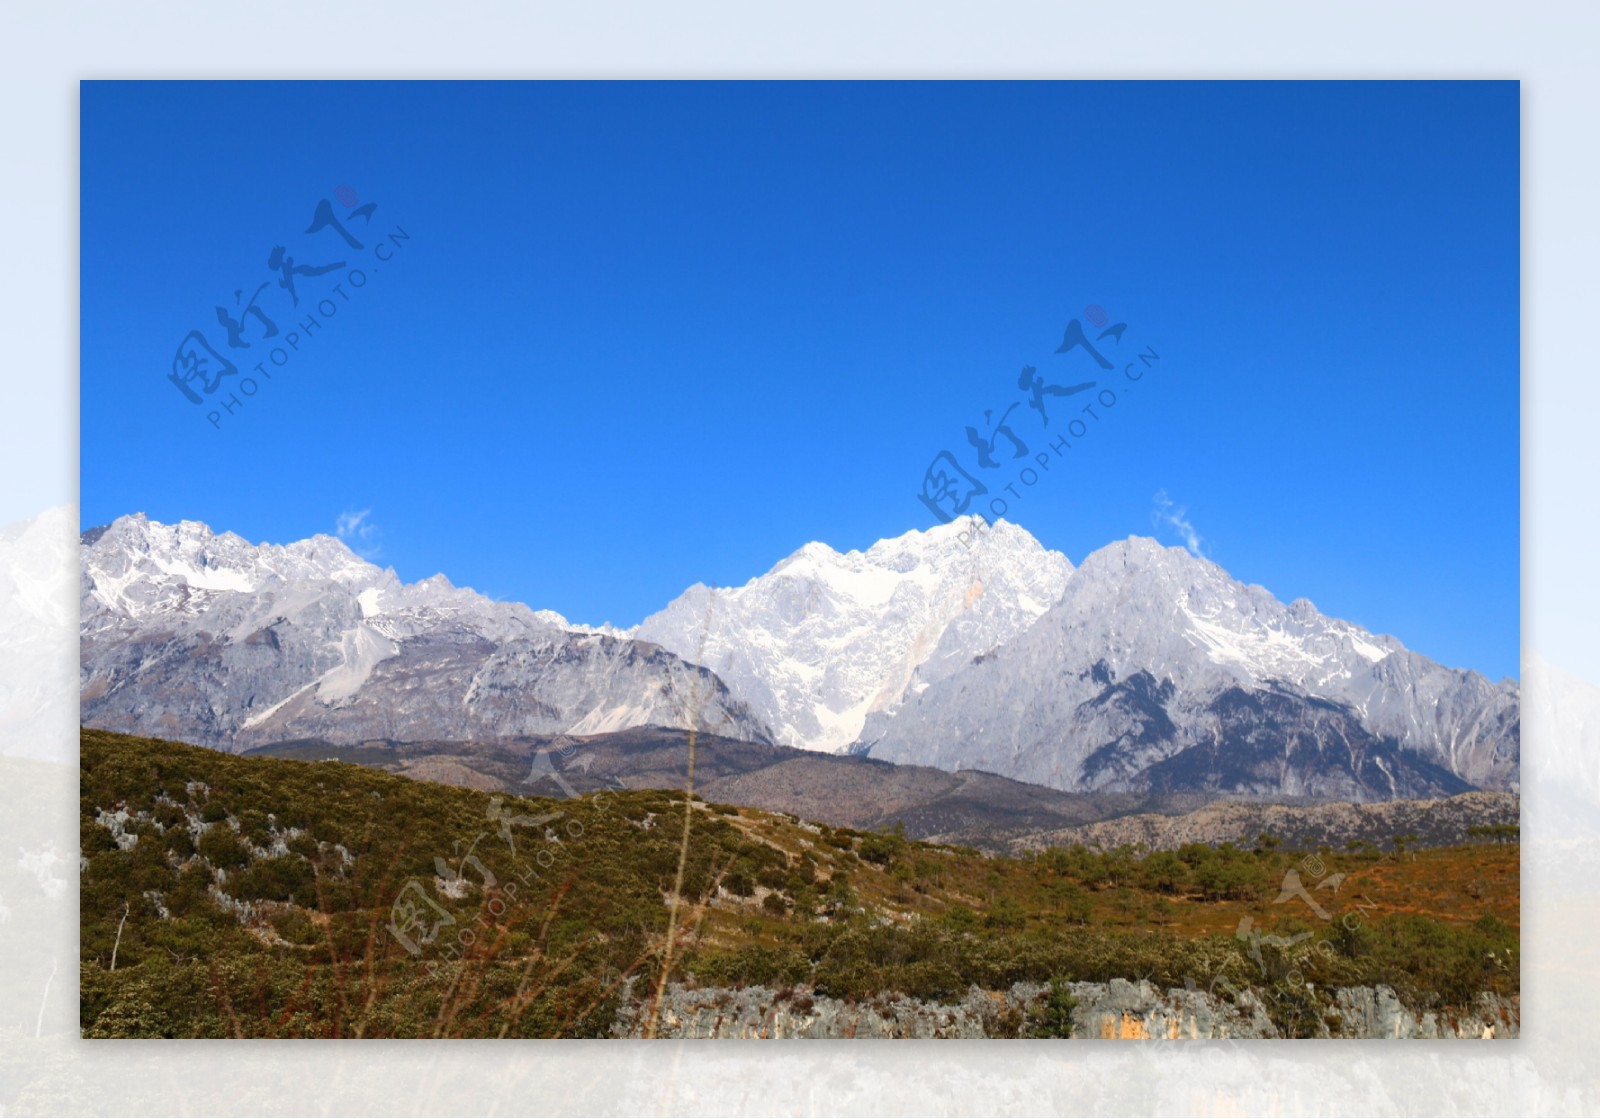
80,80,1520,680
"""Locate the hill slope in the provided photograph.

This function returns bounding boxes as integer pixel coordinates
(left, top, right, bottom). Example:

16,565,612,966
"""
81,729,1518,1039
244,726,1518,855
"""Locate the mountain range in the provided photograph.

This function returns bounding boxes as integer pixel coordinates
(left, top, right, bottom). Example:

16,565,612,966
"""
79,513,1519,803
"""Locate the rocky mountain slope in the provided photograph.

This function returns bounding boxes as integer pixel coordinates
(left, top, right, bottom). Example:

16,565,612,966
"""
79,515,770,750
866,535,1519,800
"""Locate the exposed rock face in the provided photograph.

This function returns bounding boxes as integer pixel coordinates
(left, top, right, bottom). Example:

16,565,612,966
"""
615,980,1518,1040
616,982,1021,1040
79,515,771,750
1326,985,1517,1040
868,536,1519,799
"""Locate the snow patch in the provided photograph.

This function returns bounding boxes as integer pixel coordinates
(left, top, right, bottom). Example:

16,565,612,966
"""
149,555,255,593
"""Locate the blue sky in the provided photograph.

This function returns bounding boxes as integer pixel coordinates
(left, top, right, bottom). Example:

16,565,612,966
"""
80,80,1520,680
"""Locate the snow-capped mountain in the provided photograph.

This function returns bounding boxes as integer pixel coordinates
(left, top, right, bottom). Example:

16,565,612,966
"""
79,513,1519,803
866,536,1519,800
79,515,771,750
631,518,1072,753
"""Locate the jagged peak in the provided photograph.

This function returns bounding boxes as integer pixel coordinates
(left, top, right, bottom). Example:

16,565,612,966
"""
1077,534,1206,570
752,517,1067,594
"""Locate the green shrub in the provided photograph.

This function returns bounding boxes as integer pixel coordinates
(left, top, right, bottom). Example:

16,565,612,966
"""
230,856,316,904
1028,978,1079,1038
197,827,250,869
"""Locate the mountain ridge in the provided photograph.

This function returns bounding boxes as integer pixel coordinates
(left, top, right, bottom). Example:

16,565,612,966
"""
865,534,1518,799
238,724,1520,856
78,513,1519,802
79,514,772,750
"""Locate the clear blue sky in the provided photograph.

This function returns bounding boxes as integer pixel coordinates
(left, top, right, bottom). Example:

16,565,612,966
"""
81,81,1520,680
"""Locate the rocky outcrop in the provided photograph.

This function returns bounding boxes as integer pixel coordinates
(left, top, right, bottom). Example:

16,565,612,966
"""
1327,985,1518,1040
615,982,1024,1040
614,980,1518,1040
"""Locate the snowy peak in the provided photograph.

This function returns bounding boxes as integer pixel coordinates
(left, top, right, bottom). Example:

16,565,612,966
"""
868,533,1518,797
634,517,1073,752
1064,536,1404,692
82,514,387,623
96,512,380,587
81,514,573,647
79,514,772,750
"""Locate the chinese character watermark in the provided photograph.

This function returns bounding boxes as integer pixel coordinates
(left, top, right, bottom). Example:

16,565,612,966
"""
167,185,414,429
917,303,1164,539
